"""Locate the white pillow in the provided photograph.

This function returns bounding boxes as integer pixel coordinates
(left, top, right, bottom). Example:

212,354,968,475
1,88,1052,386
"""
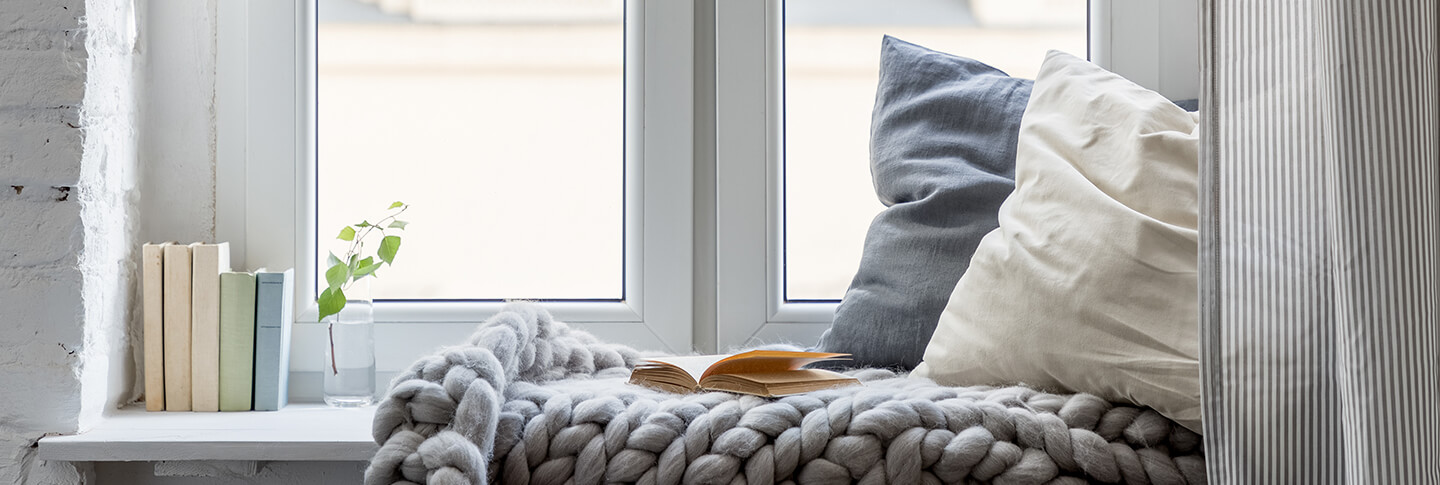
913,51,1202,433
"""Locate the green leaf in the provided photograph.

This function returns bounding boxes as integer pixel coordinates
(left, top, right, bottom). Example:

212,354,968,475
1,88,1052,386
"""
327,252,343,268
317,286,346,322
387,220,409,230
388,201,404,209
348,254,360,274
325,263,348,289
353,257,375,278
355,221,372,228
378,235,401,264
337,226,356,241
355,262,383,279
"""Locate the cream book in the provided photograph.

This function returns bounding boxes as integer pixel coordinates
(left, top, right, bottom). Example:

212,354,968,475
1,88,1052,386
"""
629,351,858,397
141,242,172,411
190,242,231,412
162,243,193,411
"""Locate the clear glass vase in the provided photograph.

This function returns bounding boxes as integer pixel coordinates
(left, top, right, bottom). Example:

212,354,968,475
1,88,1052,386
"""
324,281,375,407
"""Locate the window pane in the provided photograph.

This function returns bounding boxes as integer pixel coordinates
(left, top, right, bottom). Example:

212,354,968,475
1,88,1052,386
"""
783,0,1087,301
317,0,625,300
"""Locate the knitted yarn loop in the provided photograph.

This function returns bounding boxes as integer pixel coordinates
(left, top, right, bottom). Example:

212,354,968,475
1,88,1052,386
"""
366,304,1205,485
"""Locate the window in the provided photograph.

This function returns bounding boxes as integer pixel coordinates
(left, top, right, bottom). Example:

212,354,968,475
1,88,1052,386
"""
219,0,693,396
219,0,1197,387
711,0,1197,350
315,0,626,301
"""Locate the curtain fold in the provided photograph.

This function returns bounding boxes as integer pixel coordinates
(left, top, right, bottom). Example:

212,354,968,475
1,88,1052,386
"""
1200,1,1440,483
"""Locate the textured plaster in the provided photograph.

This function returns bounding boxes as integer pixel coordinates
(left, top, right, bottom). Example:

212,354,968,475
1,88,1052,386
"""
76,0,141,434
137,0,218,247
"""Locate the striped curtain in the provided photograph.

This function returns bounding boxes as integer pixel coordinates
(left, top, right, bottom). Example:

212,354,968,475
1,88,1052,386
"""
1199,1,1440,483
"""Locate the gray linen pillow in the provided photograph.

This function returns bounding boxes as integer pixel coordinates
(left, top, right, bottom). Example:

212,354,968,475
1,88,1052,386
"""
814,36,1032,369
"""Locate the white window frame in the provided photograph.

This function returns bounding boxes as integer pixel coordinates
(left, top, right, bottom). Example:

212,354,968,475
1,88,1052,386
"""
1091,0,1201,100
217,0,1197,388
216,0,694,393
709,0,1200,351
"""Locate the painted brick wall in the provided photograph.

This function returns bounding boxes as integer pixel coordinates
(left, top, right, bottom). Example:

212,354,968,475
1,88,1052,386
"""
0,0,138,482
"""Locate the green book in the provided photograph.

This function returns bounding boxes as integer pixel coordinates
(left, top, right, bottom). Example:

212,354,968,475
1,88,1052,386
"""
219,271,257,411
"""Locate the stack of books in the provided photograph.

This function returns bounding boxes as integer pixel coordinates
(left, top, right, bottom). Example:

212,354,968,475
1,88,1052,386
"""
141,242,294,412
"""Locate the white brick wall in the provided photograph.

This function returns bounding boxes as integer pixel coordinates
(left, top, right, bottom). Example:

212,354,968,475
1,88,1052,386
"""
0,0,137,482
0,195,84,267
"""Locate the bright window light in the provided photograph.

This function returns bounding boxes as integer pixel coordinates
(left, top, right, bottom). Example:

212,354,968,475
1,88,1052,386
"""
316,0,626,301
783,0,1088,301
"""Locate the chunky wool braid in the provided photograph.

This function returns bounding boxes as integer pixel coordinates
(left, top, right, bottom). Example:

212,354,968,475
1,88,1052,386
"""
366,304,1205,485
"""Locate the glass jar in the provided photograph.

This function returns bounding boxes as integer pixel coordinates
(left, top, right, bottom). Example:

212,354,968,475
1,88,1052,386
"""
323,280,375,407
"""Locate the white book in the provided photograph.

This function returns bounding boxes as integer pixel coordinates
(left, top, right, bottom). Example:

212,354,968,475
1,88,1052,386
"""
162,243,193,411
189,242,231,412
141,242,172,411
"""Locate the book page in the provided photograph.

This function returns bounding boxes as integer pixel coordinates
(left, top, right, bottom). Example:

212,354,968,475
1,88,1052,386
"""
700,350,849,381
641,355,729,382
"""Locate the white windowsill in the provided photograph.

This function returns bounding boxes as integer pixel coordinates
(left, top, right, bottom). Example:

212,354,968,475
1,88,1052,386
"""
37,404,377,462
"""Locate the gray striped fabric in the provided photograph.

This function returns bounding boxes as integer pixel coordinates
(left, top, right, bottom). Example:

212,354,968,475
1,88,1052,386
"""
1200,1,1440,483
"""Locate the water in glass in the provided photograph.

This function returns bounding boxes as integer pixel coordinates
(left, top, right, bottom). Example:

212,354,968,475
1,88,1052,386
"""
324,298,375,407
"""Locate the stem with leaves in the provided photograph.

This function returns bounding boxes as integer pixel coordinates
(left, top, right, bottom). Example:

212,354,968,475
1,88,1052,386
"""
320,201,409,374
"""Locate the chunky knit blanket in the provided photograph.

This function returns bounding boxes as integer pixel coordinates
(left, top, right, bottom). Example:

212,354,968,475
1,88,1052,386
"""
365,304,1205,485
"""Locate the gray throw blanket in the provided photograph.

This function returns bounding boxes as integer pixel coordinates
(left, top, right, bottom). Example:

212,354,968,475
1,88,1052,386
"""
366,304,1205,485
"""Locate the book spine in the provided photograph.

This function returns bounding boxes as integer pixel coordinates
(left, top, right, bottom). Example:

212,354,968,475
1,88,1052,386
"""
189,242,230,412
219,272,256,411
253,269,294,411
141,243,167,411
162,244,193,411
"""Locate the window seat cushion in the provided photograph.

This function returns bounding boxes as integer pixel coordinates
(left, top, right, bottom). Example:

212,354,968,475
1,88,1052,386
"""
366,304,1205,485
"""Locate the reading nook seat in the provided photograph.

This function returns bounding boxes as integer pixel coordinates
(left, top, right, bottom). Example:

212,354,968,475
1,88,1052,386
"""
364,304,1204,485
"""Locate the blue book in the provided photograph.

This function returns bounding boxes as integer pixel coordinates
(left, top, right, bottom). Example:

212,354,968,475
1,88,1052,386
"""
252,268,294,411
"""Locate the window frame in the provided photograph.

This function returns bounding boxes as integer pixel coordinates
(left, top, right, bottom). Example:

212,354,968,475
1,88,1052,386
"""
217,0,1198,376
216,0,695,382
1091,0,1201,100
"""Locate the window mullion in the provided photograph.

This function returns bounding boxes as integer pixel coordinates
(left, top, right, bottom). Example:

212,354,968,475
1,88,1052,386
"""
712,0,837,352
635,0,696,353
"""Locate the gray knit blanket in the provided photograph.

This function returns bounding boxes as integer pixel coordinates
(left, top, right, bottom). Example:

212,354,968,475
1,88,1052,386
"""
365,304,1205,485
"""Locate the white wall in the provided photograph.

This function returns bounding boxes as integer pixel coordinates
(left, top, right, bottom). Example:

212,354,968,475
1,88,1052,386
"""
136,0,217,248
110,0,367,483
0,0,138,482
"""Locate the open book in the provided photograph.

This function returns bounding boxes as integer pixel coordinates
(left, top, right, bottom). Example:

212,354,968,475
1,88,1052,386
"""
629,350,859,397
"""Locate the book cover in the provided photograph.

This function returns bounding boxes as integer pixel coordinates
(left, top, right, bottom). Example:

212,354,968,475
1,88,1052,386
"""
629,350,858,397
189,242,231,412
141,242,171,411
219,271,257,411
162,243,193,411
253,268,294,411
